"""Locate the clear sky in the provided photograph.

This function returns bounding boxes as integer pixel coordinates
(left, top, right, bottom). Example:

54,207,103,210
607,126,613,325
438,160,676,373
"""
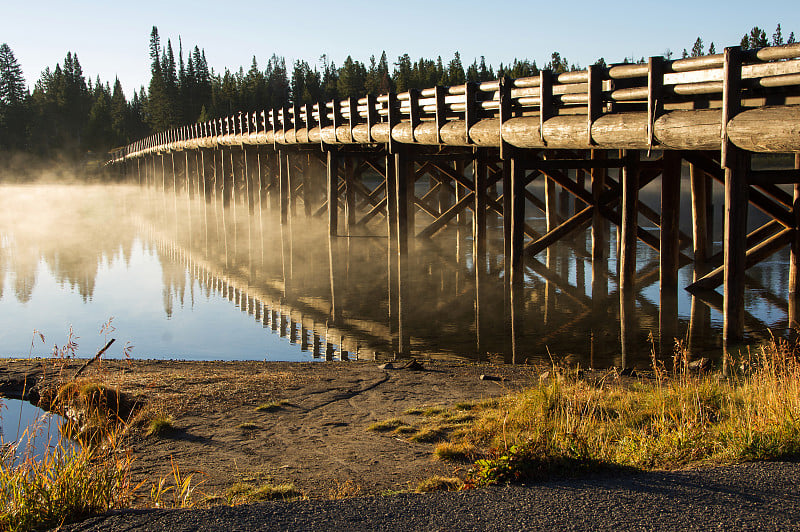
2,0,797,96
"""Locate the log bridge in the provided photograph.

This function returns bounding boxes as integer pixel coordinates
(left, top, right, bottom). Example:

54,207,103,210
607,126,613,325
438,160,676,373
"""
109,44,800,361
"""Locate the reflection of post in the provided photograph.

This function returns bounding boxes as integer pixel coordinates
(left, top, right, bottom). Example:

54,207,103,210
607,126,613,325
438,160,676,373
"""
789,153,800,327
281,212,293,301
619,283,636,369
327,231,342,323
660,151,681,357
688,295,710,353
509,157,526,364
620,150,640,289
474,152,487,357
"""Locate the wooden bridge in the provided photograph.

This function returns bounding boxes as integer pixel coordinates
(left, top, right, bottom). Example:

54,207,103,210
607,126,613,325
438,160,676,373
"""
109,44,800,362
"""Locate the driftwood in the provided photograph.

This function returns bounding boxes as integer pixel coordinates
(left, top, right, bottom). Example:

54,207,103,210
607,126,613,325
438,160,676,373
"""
72,339,115,379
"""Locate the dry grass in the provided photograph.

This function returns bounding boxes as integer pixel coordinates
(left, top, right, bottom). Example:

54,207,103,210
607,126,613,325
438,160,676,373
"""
415,476,463,493
436,338,800,485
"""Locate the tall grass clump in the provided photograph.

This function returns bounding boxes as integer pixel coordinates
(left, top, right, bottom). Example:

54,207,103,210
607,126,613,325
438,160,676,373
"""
0,426,135,531
441,337,800,486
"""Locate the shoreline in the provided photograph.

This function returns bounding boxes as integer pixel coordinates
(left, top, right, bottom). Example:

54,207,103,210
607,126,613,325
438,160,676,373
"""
0,357,540,499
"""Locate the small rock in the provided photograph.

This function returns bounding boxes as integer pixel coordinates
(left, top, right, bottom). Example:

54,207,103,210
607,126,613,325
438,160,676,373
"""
688,357,712,372
402,359,424,371
480,374,503,381
378,362,395,370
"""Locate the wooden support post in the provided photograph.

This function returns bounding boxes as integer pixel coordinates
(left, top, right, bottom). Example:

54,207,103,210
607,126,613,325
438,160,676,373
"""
723,147,749,345
619,150,640,289
722,46,747,348
386,153,399,332
302,154,313,217
591,150,607,265
474,152,487,357
660,151,681,357
509,157,526,364
345,155,356,233
790,154,800,327
502,159,513,358
395,149,411,356
279,149,289,225
690,161,709,279
327,149,338,236
545,174,559,232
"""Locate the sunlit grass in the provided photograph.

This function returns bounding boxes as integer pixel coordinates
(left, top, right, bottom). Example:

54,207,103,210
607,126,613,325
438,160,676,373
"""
432,337,800,485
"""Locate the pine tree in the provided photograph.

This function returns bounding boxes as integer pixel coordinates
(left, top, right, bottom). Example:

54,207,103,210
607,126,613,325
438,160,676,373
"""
0,43,28,149
772,24,784,46
393,54,412,93
691,37,704,57
447,52,465,85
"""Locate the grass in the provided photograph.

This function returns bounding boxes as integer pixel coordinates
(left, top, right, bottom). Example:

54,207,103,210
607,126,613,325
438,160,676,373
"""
255,399,289,412
0,425,135,532
146,415,174,437
225,481,302,504
367,418,405,432
415,476,463,493
434,337,800,486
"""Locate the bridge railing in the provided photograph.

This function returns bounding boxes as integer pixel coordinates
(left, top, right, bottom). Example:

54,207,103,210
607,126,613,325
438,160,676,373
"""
110,43,800,162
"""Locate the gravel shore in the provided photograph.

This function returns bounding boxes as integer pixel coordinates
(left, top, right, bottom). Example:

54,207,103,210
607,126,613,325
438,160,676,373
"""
60,461,800,531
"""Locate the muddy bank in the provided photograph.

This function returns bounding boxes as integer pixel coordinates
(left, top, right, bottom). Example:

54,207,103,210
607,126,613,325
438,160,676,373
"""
0,358,540,498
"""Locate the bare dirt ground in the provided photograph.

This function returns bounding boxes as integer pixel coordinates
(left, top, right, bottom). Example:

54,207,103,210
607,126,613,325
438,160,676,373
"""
0,358,540,500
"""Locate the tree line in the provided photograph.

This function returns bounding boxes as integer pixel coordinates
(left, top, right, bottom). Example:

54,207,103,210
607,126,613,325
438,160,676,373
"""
0,24,794,159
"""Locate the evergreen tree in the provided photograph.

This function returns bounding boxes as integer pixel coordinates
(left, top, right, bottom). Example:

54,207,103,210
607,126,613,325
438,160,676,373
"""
393,54,413,92
337,55,366,98
0,43,28,149
145,27,171,131
708,42,716,55
447,52,465,85
691,37,704,57
772,24,784,46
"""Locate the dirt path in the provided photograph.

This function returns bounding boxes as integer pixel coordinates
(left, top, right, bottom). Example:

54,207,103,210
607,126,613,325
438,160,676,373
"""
0,358,539,499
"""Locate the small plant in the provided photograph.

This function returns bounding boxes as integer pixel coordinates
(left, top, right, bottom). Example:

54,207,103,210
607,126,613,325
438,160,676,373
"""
415,476,463,493
328,478,361,499
255,399,289,412
367,418,405,432
225,481,301,504
150,457,201,509
434,441,476,462
0,426,134,531
146,415,174,437
409,427,445,443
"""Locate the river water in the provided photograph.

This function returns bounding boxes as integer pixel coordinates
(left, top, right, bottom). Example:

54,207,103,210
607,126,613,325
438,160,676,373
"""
0,168,794,369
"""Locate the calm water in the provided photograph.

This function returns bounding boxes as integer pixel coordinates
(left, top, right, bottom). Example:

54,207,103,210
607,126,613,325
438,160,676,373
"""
0,398,69,463
0,173,793,368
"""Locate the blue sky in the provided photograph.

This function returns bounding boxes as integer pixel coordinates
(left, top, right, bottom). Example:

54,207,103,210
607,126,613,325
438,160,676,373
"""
2,1,797,96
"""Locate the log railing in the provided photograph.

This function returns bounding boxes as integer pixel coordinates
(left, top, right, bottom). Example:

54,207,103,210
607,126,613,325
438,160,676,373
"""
108,43,800,164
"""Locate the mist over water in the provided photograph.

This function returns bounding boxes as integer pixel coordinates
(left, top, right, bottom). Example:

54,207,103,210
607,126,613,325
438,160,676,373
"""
0,171,793,367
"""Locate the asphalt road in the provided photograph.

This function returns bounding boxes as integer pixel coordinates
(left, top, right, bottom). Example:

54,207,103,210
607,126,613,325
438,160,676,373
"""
61,461,799,531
